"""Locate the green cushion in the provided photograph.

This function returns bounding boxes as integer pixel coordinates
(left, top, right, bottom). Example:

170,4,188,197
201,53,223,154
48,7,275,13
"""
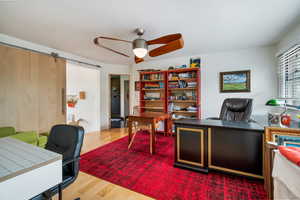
1,127,48,148
0,127,16,138
39,132,50,137
10,131,38,145
38,136,48,148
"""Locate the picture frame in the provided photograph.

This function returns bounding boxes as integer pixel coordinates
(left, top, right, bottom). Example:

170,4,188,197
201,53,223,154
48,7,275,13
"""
135,81,141,91
220,70,250,93
189,57,201,68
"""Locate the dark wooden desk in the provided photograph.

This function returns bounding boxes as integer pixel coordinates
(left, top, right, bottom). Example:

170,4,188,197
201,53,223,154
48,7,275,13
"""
128,112,169,154
174,119,264,178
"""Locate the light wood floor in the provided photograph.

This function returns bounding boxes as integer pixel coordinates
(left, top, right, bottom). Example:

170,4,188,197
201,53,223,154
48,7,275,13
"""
53,128,153,200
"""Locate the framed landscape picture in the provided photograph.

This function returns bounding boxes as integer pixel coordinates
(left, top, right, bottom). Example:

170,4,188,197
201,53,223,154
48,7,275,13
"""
220,70,250,93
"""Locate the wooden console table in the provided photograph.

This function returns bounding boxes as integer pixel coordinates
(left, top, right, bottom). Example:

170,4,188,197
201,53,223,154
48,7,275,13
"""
127,112,169,154
264,126,300,200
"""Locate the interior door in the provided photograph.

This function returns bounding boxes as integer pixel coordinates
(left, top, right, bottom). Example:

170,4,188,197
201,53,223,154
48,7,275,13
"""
0,44,66,132
36,54,66,133
0,45,38,131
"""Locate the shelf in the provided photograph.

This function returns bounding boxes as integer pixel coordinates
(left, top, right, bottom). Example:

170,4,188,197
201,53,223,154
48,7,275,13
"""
169,88,197,91
169,100,197,103
167,68,199,73
139,71,163,75
142,88,164,91
141,107,164,110
168,78,197,82
172,111,197,114
141,100,164,102
141,79,164,82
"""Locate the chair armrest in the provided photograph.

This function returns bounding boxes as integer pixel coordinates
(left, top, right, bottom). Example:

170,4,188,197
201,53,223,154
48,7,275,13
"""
63,157,81,166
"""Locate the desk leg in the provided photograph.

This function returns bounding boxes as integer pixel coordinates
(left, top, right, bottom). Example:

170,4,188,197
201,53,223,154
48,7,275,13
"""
128,120,132,145
151,121,156,154
58,184,62,200
164,119,168,136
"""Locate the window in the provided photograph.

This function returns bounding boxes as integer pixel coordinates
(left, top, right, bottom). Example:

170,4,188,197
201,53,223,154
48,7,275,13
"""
278,45,300,99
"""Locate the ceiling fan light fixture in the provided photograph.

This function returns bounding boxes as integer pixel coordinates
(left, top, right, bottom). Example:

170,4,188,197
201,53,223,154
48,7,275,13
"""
132,38,148,58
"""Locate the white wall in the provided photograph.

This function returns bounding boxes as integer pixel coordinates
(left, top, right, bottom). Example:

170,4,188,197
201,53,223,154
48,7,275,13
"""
277,21,300,54
131,46,277,118
67,62,100,133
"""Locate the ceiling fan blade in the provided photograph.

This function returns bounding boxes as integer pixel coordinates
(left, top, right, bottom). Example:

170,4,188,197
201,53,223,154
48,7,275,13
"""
146,33,182,45
148,34,184,57
135,56,144,64
93,37,131,57
97,36,132,43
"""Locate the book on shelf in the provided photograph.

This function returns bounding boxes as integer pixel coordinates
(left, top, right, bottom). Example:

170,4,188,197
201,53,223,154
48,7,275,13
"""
168,80,197,89
144,93,161,100
142,73,163,81
168,103,197,112
168,71,197,80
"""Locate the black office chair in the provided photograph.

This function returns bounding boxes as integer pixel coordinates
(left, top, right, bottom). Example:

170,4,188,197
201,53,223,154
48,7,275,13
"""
208,98,253,122
31,124,84,200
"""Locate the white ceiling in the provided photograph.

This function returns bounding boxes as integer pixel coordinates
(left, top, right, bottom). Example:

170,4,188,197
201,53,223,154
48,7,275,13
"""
0,0,300,65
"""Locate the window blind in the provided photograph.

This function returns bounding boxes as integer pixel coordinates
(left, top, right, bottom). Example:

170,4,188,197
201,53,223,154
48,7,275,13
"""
278,45,300,98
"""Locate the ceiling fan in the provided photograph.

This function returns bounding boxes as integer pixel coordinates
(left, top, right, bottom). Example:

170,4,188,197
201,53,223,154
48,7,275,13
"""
93,28,184,64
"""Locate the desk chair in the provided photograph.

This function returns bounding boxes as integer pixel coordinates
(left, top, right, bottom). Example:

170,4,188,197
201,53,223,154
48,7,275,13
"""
31,125,84,200
208,98,253,122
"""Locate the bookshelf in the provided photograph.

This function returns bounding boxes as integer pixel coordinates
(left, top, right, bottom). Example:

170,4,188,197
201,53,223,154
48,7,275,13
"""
139,71,167,113
139,68,200,134
167,68,200,134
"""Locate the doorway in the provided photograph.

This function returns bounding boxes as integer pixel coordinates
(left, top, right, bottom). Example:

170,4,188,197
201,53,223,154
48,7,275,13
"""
109,74,130,128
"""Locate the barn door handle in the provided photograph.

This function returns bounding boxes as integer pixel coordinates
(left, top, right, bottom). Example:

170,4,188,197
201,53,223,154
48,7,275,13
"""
62,88,66,114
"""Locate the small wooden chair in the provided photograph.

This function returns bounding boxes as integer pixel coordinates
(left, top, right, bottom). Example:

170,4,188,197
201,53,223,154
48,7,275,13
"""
127,106,159,150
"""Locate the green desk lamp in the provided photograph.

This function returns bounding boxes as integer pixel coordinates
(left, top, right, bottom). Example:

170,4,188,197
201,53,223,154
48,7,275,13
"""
266,98,300,111
265,99,287,114
265,99,285,107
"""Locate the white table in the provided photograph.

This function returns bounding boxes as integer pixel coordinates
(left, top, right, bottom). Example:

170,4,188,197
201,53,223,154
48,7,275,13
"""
0,137,62,200
272,150,300,200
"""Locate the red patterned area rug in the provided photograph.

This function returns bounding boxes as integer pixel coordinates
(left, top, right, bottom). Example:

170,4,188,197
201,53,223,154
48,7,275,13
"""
80,132,267,200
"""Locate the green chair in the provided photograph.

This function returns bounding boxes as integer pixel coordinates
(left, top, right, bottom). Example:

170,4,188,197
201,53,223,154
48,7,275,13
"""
0,127,48,148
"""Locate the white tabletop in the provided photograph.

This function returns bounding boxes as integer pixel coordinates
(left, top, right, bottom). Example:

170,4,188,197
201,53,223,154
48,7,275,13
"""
0,137,62,183
0,137,63,200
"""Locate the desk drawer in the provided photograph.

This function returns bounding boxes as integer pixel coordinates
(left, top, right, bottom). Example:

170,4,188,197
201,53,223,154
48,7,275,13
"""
175,127,208,172
208,127,263,178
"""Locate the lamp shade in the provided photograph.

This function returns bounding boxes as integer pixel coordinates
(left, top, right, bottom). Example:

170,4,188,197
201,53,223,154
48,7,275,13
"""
132,38,148,58
265,99,285,106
